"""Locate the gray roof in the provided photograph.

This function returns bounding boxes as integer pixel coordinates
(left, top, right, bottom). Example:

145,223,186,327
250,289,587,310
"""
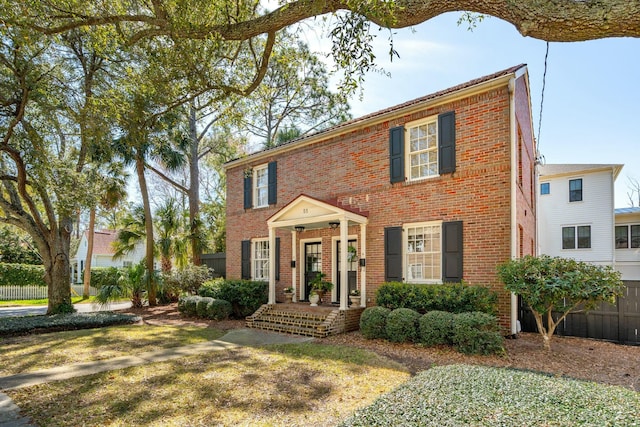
539,164,623,179
615,207,640,215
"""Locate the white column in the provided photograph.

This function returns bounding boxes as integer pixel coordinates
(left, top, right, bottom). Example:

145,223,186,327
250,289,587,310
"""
291,230,297,302
268,226,276,305
360,223,367,307
340,218,349,310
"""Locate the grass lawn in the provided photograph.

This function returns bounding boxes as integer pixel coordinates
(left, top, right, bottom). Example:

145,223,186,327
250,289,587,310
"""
7,343,410,427
0,325,227,376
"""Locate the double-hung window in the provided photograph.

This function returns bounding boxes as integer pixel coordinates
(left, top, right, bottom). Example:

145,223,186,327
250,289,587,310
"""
405,222,442,282
253,165,269,208
569,179,582,202
615,225,640,249
562,225,591,249
407,118,438,181
252,239,269,281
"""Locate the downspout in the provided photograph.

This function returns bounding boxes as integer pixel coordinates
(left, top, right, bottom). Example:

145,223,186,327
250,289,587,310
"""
509,76,519,336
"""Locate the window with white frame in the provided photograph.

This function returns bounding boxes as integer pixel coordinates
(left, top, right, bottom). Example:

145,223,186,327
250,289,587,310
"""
615,224,640,249
405,222,441,282
253,164,269,208
252,239,269,280
407,117,438,181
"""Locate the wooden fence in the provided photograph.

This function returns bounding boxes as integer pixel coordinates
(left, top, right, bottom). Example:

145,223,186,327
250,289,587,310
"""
520,281,640,345
201,253,226,278
0,285,98,301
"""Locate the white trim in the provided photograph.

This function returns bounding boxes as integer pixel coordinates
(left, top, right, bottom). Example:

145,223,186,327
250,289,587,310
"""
405,115,439,182
509,76,518,335
298,238,322,301
253,164,269,208
331,234,358,306
402,220,443,284
251,237,270,282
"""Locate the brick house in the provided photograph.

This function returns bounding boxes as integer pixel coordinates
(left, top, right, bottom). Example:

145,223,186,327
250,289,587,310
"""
225,64,536,334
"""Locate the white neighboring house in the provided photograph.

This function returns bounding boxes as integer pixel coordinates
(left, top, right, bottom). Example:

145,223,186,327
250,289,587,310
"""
70,230,145,283
538,164,622,269
615,207,640,281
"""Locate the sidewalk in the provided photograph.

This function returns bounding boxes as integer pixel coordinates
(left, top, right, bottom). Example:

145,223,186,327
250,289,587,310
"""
0,329,313,426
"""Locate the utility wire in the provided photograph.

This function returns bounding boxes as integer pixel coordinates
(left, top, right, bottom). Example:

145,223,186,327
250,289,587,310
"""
537,42,549,157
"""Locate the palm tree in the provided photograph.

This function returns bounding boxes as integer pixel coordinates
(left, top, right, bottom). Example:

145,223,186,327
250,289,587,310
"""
155,198,189,273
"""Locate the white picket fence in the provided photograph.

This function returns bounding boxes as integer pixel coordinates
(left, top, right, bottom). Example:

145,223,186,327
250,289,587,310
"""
0,285,98,301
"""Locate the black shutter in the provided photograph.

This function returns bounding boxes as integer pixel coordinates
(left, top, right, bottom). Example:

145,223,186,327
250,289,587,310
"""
438,111,456,174
243,174,252,209
275,237,280,281
389,126,405,183
384,226,403,282
442,221,463,282
241,240,251,279
268,161,277,205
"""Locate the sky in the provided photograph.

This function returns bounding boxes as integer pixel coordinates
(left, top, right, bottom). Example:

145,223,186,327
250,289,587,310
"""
297,12,640,208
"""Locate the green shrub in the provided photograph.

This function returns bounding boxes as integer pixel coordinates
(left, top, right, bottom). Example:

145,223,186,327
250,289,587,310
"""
376,282,497,315
207,299,233,320
0,312,141,337
360,306,391,340
198,279,267,318
183,296,200,317
177,295,189,313
196,297,213,317
0,263,46,287
452,312,504,355
90,267,121,290
385,308,421,343
418,310,455,346
162,264,213,299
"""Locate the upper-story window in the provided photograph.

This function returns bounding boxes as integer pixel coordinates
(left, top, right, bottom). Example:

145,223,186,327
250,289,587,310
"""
253,164,269,208
540,182,550,195
615,225,640,249
562,225,591,249
569,179,582,202
407,117,438,180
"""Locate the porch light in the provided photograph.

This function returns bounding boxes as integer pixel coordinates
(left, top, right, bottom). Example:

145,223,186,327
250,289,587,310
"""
294,225,305,233
328,221,339,229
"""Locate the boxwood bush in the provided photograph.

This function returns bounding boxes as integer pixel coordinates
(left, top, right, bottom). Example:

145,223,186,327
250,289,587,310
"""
385,308,421,343
376,282,497,315
418,310,455,346
359,306,391,339
198,279,268,318
451,312,504,355
196,297,214,318
207,299,233,320
178,296,201,317
0,263,46,287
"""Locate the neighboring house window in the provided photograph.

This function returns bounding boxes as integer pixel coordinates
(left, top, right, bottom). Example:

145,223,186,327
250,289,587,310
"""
122,261,132,268
253,165,269,208
540,182,550,195
389,111,455,183
252,239,269,281
407,117,438,180
243,162,277,209
569,179,582,202
404,222,442,283
562,225,591,249
615,225,640,249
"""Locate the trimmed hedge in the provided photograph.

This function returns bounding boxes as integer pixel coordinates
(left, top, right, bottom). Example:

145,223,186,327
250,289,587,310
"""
452,312,504,355
418,310,455,346
198,279,267,318
0,263,46,287
177,295,232,321
386,308,421,343
90,267,121,289
359,306,391,340
0,312,141,337
376,282,497,315
196,297,214,318
207,299,233,320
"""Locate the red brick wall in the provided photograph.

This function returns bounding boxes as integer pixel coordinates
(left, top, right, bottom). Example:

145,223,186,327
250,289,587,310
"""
226,77,535,330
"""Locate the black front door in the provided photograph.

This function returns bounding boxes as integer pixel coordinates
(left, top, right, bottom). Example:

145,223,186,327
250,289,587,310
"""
304,242,322,300
336,240,357,304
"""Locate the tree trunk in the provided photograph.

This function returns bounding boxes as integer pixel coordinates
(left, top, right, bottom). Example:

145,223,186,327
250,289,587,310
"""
188,104,202,266
82,208,96,298
46,218,74,314
136,155,157,306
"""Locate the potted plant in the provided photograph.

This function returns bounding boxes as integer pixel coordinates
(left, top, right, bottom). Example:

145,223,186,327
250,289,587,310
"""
283,286,294,303
310,272,333,304
349,289,361,306
347,245,358,262
309,291,320,306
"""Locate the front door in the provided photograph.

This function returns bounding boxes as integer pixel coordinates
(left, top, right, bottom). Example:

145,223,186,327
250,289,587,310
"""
336,240,357,304
304,242,322,300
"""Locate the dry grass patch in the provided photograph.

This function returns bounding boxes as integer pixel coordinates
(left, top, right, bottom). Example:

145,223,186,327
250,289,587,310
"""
8,344,410,427
0,325,226,375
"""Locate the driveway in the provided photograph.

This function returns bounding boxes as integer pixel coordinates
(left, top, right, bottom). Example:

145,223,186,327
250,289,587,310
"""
0,302,132,318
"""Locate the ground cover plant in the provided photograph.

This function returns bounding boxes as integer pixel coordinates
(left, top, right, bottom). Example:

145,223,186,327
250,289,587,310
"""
0,296,98,306
7,344,410,427
0,312,140,337
340,364,640,427
0,325,227,376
